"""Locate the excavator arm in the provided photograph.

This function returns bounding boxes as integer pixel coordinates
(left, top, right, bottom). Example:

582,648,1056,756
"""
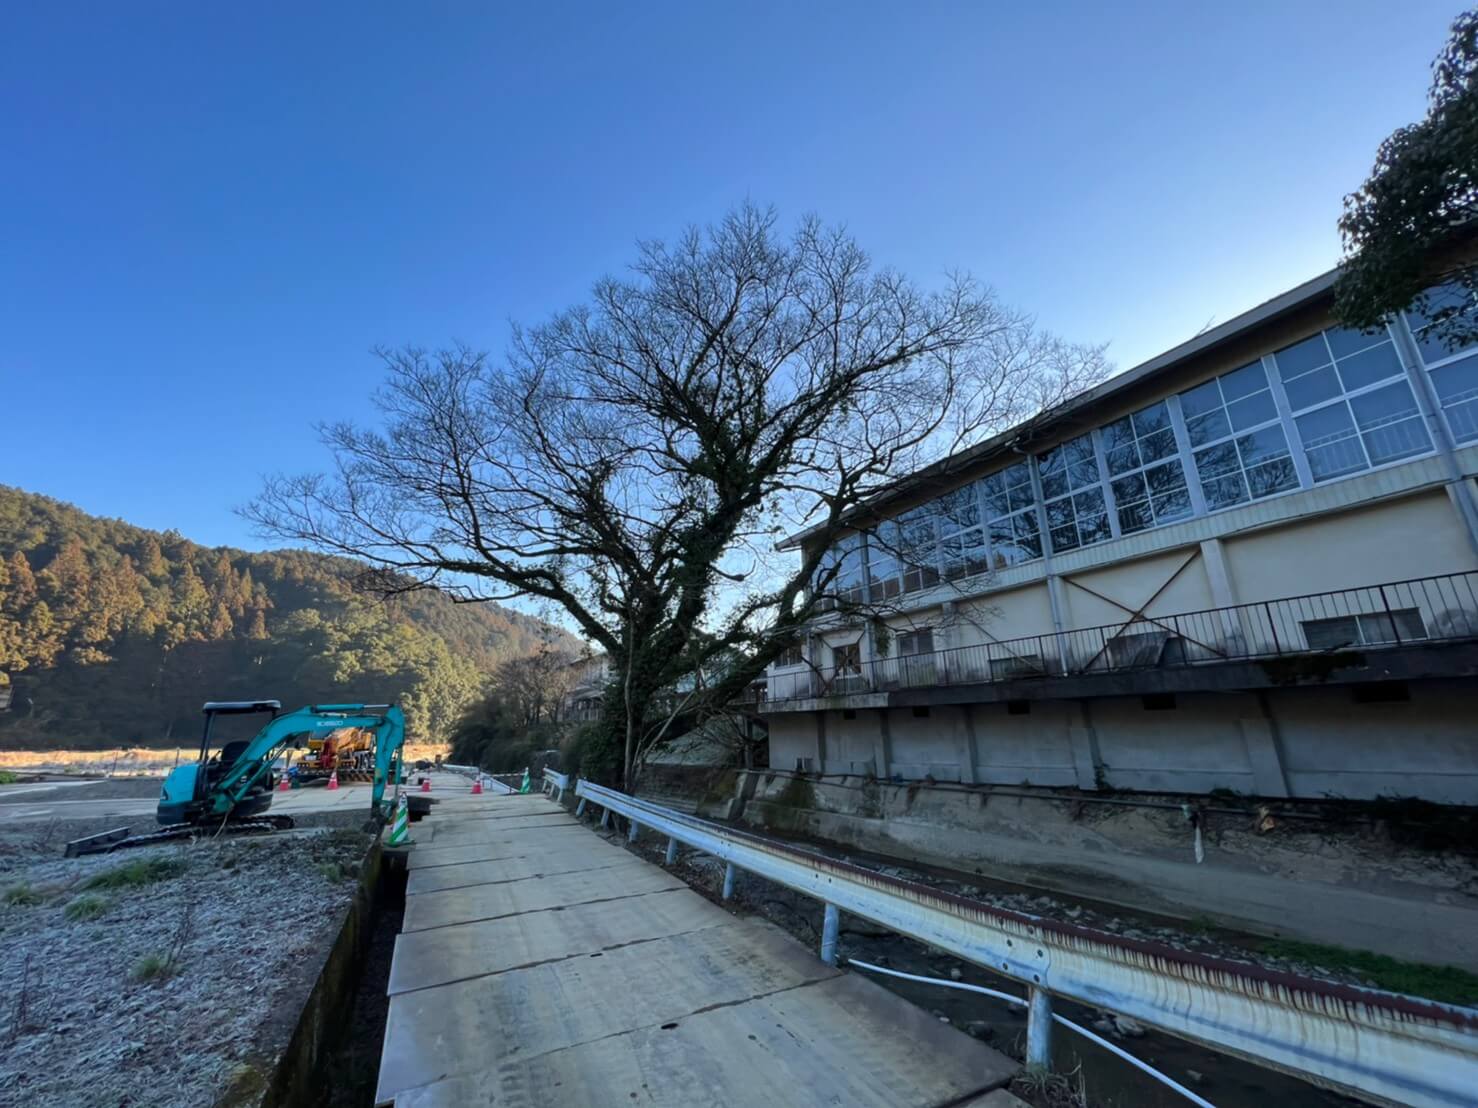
163,703,406,827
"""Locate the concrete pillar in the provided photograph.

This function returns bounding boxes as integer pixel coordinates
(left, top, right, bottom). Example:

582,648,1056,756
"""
1067,700,1104,791
1200,537,1237,608
874,710,893,781
820,903,840,966
1046,574,1072,674
1241,693,1291,798
813,712,827,774
958,705,981,786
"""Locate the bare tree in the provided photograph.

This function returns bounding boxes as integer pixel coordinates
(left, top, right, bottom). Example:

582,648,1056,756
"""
246,205,1106,786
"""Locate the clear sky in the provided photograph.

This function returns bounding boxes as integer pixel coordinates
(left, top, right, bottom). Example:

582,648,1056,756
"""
1,1,1463,550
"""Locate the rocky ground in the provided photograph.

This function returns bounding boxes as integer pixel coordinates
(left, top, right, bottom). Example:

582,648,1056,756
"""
0,814,373,1108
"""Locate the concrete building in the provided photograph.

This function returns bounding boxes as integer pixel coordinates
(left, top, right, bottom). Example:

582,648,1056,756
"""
764,270,1478,805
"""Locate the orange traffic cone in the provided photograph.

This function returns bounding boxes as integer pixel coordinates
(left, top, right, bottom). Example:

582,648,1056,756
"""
277,771,291,792
471,775,483,795
420,776,431,793
327,770,339,791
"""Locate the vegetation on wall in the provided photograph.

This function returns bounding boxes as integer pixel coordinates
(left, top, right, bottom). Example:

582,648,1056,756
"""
0,485,578,748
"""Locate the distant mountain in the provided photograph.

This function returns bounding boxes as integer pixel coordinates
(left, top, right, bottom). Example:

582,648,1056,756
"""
0,485,579,749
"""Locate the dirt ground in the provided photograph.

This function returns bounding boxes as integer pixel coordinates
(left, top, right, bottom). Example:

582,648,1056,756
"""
0,814,373,1108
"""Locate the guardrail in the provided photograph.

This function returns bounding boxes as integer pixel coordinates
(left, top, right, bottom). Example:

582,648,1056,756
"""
542,769,569,802
758,570,1478,703
571,778,1478,1108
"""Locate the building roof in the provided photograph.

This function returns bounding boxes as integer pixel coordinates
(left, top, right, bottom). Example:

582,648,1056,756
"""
778,265,1339,551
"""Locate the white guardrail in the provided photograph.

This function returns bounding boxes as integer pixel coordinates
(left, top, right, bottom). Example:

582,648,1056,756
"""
569,778,1478,1108
542,769,569,801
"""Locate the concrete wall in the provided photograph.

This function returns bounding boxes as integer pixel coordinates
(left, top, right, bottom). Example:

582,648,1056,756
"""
770,679,1478,804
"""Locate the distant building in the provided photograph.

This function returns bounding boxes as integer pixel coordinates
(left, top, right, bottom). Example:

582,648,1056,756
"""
764,269,1478,804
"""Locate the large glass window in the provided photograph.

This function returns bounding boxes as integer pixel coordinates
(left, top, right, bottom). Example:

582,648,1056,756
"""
816,533,866,608
1036,434,1110,553
980,461,1041,568
1179,362,1299,511
1405,284,1478,444
1101,401,1192,534
936,482,989,581
1273,327,1431,481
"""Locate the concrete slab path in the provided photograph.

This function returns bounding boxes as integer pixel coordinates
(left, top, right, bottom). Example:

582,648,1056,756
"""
375,790,1017,1106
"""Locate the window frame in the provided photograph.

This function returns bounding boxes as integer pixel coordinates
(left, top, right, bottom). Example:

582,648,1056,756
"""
1035,432,1112,555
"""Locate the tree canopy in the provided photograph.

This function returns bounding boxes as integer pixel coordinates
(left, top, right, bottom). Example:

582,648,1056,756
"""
1336,9,1478,349
0,485,576,748
249,205,1107,785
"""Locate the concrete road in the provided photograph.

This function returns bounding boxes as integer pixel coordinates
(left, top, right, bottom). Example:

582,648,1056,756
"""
375,789,1018,1107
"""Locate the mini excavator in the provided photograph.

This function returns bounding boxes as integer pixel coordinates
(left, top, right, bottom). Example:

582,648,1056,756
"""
65,700,407,855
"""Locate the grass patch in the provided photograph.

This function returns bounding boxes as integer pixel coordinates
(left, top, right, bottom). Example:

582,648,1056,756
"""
63,894,110,922
0,770,18,785
82,855,186,891
1263,938,1478,1006
315,861,348,882
3,883,45,907
129,952,175,984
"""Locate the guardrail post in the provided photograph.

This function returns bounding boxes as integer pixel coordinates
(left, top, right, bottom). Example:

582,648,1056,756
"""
627,818,640,843
820,903,840,966
722,862,736,900
1026,986,1052,1070
600,808,611,829
664,836,678,865
575,797,586,818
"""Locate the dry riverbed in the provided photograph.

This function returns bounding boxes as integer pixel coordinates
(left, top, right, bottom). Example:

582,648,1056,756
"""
0,817,372,1108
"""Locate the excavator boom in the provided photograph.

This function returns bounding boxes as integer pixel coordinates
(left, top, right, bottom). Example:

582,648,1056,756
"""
157,702,406,827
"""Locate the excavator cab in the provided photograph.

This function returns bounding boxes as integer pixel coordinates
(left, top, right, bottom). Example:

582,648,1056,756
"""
157,700,284,825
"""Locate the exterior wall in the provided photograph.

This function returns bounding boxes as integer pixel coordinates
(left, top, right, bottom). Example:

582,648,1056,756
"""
1270,680,1478,805
1221,489,1472,600
969,700,1078,787
788,682,1478,803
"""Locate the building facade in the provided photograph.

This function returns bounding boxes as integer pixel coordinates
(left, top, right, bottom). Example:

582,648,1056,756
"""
764,270,1478,804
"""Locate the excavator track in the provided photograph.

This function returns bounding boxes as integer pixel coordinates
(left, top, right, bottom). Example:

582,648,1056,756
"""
65,815,295,857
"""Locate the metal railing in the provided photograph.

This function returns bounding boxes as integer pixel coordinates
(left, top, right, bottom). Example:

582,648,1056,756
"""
760,571,1478,703
570,778,1478,1108
542,768,569,802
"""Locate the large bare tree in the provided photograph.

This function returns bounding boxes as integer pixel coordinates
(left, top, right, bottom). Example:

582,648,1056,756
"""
247,205,1106,785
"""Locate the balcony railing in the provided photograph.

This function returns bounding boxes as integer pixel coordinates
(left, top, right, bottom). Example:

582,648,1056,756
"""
761,570,1478,703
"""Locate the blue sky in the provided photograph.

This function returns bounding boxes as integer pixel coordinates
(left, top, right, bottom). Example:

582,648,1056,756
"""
1,2,1462,550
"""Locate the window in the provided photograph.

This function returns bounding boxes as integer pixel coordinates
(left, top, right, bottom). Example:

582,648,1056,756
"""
1405,283,1478,444
1036,434,1110,553
936,482,990,581
1302,608,1426,650
980,461,1041,568
775,641,804,669
1101,401,1193,534
865,521,902,601
897,628,935,656
1273,327,1431,481
816,533,866,608
832,642,862,674
1179,361,1299,511
896,506,940,594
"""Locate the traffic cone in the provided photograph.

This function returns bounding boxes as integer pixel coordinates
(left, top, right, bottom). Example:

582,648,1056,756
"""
471,774,483,795
420,776,431,793
277,771,291,792
327,770,339,791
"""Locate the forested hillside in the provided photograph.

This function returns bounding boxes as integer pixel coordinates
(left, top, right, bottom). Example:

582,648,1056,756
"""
0,486,578,749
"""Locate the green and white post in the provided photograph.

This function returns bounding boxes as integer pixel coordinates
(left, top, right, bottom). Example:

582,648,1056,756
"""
388,793,412,846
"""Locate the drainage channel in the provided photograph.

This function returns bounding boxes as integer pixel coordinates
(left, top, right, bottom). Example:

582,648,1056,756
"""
262,842,407,1108
602,811,1364,1108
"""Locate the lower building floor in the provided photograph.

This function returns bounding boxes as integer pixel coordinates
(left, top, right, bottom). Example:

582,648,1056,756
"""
766,678,1478,805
